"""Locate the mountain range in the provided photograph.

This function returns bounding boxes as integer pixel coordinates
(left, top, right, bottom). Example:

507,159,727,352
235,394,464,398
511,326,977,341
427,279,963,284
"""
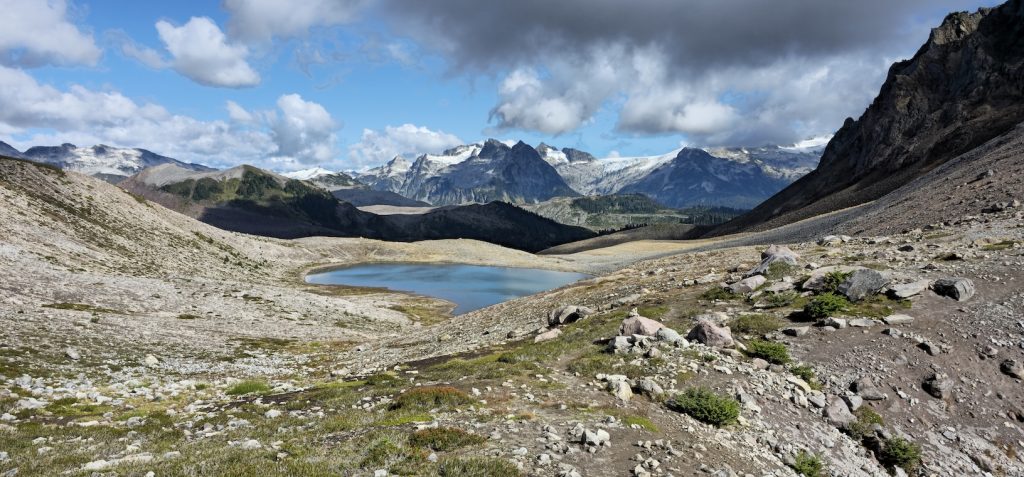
358,140,822,209
0,142,212,183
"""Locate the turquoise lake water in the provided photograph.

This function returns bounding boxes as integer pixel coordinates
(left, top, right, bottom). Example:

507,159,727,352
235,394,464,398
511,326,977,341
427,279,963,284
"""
306,263,589,314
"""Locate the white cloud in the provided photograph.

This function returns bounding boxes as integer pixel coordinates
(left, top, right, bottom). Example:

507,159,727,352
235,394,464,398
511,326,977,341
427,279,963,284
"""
120,40,167,69
156,17,260,88
348,124,463,168
269,94,339,165
224,0,366,42
0,65,349,170
0,0,101,67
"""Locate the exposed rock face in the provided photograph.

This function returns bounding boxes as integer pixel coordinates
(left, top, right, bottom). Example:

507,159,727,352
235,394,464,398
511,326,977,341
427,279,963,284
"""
712,0,1024,235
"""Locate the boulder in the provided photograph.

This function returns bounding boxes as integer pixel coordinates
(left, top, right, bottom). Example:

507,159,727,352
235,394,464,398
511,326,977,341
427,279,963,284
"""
783,326,810,337
547,305,594,327
887,280,931,299
747,245,800,276
727,275,766,294
932,278,976,302
582,429,610,447
686,320,735,348
801,266,864,292
818,235,843,246
1001,359,1023,379
607,336,633,354
605,375,633,401
824,397,855,428
922,373,953,399
637,377,664,397
619,315,665,337
654,327,685,345
837,269,890,302
534,328,562,343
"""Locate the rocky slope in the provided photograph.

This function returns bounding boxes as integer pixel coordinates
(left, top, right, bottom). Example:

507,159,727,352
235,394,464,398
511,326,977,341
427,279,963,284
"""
121,163,595,252
714,0,1024,235
282,167,363,191
6,142,213,182
2,152,1021,476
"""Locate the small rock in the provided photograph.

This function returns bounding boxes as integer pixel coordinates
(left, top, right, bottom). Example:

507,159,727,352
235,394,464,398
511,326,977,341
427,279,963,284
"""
883,314,914,325
848,318,876,328
1000,359,1023,379
932,278,976,302
64,347,80,361
143,355,160,367
783,326,810,337
239,439,261,450
888,280,931,299
728,275,766,294
922,373,953,399
534,328,562,343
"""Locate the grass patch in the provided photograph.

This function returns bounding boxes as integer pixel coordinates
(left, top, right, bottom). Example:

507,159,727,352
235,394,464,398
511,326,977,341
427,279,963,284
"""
700,287,738,302
845,295,912,318
41,303,119,314
729,314,784,335
668,387,740,427
744,340,791,365
982,240,1018,251
390,386,475,411
763,261,797,280
803,293,848,320
44,397,112,418
790,365,823,391
226,379,271,396
620,415,659,432
437,457,521,477
408,427,486,451
791,450,825,477
761,291,800,309
566,354,646,379
880,437,922,472
176,314,201,320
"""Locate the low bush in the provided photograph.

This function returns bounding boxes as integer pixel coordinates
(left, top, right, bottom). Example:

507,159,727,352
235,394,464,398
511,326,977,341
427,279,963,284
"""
390,386,475,411
790,365,822,390
762,291,800,309
744,340,791,365
880,437,922,471
700,287,738,302
804,293,848,320
730,314,784,335
847,406,884,440
791,450,825,477
821,271,851,294
408,427,485,451
668,387,740,427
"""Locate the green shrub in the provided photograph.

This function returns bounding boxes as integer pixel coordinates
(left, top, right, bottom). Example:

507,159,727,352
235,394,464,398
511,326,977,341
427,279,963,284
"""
700,287,738,301
791,451,825,477
762,291,799,309
790,365,822,390
226,379,270,396
744,340,791,365
390,386,475,411
408,427,485,451
821,271,851,294
668,387,740,427
764,261,797,280
880,437,922,471
176,314,200,320
847,407,884,440
730,314,784,335
804,293,848,319
437,457,521,477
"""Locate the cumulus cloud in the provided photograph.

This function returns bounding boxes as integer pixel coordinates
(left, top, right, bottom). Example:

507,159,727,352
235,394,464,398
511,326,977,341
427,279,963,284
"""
0,0,101,67
348,124,464,168
381,0,1000,145
269,94,340,165
156,17,260,88
224,0,367,42
0,65,346,170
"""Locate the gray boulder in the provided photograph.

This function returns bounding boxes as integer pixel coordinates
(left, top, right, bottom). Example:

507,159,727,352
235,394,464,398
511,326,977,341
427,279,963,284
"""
686,320,735,348
654,327,685,345
727,275,766,294
824,397,855,428
922,373,953,399
547,305,594,327
887,280,931,299
1001,359,1023,379
837,269,890,302
932,278,976,302
619,315,665,337
747,245,800,276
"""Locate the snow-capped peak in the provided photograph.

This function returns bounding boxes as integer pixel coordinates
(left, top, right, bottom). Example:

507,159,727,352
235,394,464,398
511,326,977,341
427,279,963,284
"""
283,167,335,180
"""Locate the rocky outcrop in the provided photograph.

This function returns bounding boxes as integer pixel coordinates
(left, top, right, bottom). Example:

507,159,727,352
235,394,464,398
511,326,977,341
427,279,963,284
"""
712,0,1024,235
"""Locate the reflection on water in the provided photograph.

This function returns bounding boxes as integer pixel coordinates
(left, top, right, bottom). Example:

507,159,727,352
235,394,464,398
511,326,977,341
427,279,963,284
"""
306,263,589,314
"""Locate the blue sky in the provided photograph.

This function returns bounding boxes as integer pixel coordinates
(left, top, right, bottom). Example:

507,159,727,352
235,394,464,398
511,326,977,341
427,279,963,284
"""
0,0,1001,171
